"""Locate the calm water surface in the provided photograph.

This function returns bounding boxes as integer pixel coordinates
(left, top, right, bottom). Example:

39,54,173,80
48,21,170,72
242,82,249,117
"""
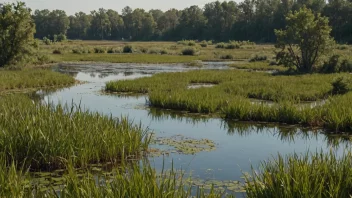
40,63,350,190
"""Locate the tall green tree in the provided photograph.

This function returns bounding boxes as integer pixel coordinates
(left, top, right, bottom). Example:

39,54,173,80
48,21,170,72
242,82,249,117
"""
106,9,124,40
323,0,352,43
177,6,207,40
129,9,156,40
90,8,111,39
275,7,334,72
157,9,180,39
0,2,36,67
67,12,91,39
33,9,69,40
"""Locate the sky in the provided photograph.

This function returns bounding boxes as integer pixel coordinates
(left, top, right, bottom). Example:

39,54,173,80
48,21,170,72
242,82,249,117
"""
2,0,220,15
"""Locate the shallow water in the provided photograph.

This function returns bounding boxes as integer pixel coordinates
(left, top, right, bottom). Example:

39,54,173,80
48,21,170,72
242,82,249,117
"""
41,63,350,194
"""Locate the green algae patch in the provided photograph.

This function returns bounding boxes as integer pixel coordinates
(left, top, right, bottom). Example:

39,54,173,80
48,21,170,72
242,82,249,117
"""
149,134,217,156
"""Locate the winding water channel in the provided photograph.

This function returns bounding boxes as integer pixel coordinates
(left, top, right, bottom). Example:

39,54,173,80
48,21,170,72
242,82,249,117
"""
37,63,350,195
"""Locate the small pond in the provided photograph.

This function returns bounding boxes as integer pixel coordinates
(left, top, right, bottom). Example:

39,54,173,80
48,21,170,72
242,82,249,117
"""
38,63,350,195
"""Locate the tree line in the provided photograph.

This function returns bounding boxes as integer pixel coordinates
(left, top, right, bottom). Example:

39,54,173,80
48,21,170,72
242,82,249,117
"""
3,0,342,44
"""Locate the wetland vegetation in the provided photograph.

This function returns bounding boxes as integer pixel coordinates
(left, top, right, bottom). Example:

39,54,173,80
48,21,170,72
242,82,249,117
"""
1,0,352,197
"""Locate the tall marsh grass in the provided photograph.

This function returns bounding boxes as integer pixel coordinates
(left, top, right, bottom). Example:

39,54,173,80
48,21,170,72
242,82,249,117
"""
0,69,75,92
106,70,352,131
0,157,231,197
246,151,352,198
0,95,149,170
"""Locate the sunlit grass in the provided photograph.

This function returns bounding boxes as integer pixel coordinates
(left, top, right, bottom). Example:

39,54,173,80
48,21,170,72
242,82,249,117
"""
0,157,233,197
106,70,352,131
0,69,75,92
246,151,352,198
0,95,149,171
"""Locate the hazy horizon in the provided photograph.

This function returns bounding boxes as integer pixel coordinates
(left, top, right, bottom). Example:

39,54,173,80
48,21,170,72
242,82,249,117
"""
2,0,229,15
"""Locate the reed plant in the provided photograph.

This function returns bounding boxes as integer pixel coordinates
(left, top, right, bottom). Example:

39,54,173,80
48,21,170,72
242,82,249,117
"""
0,156,232,197
0,95,149,170
246,151,352,198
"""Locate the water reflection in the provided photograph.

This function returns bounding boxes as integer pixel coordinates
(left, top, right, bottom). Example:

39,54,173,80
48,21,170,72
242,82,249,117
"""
147,106,352,148
32,63,352,184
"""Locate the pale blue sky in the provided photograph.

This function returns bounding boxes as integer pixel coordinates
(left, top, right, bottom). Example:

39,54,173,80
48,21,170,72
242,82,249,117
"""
4,0,220,15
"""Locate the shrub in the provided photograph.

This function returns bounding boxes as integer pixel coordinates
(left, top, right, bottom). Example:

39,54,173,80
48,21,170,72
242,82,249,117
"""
53,34,67,42
182,48,196,56
340,59,352,73
249,54,268,62
148,48,160,54
226,43,240,49
216,43,225,48
52,49,62,54
107,48,120,54
200,43,208,48
94,47,106,53
43,37,52,45
123,45,133,53
331,77,349,95
160,49,168,55
140,48,148,53
220,54,234,60
321,55,340,73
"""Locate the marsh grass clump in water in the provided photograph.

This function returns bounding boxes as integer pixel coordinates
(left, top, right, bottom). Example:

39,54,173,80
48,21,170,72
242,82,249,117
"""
246,151,352,198
0,95,149,171
0,69,75,92
106,70,352,131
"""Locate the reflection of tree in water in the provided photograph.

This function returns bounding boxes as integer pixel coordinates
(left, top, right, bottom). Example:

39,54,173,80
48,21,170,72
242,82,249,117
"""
90,73,96,78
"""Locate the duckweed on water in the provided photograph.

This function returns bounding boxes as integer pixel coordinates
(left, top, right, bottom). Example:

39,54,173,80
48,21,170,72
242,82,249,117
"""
149,134,216,156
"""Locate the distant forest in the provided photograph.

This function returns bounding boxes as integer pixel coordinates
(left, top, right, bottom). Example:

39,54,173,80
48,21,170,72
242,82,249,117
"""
31,0,352,43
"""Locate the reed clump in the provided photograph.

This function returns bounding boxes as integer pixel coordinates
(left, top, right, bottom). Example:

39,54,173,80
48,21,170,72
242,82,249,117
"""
0,157,231,197
0,95,149,171
246,151,352,198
